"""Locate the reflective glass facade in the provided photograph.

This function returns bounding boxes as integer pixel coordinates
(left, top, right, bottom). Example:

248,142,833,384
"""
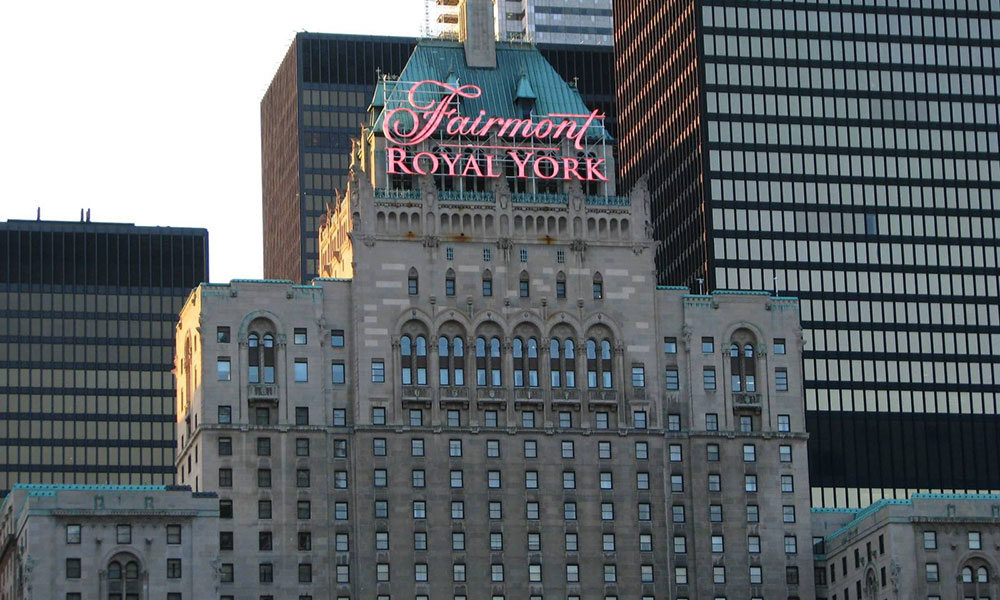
616,0,1000,507
262,33,616,283
0,220,208,494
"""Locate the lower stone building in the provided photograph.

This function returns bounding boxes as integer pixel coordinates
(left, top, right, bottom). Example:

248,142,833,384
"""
812,493,1000,600
0,484,219,600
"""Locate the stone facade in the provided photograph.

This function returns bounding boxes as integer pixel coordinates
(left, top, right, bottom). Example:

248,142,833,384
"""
813,494,1000,600
0,484,219,600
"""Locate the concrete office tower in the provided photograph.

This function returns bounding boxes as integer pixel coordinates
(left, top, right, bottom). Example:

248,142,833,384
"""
614,0,1000,507
0,484,219,599
180,7,814,598
811,493,1000,599
437,0,614,46
261,31,615,285
0,219,208,494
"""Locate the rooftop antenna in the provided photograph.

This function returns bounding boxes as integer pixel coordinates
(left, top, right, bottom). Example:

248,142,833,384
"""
86,208,91,223
36,207,40,221
80,208,84,222
696,277,705,295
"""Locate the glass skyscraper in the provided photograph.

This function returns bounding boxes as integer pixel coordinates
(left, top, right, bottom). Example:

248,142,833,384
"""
615,0,1000,507
0,218,208,493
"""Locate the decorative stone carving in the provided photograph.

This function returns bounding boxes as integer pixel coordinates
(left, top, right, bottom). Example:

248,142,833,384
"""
422,236,439,248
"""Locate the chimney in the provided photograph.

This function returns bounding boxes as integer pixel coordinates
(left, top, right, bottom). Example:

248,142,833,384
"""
459,0,497,69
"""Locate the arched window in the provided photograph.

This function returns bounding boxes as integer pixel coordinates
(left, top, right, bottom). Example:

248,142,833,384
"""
978,567,989,583
408,267,419,295
490,337,502,386
452,337,465,385
514,337,539,388
400,336,413,385
262,334,275,383
550,339,562,387
519,271,530,298
586,338,614,389
593,272,604,299
963,567,974,583
415,336,427,385
556,271,567,299
730,331,757,393
475,336,503,386
960,562,992,597
107,557,140,600
550,337,576,388
248,333,260,382
482,269,493,297
564,339,577,387
513,338,524,387
600,340,613,388
476,337,487,385
439,337,451,385
445,268,456,297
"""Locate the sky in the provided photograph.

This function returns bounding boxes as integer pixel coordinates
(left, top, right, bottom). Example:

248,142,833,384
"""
0,0,426,282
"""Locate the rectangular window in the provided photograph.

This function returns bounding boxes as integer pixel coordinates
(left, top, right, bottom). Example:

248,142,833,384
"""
776,368,789,391
372,407,386,424
450,470,463,488
298,563,312,583
709,473,722,491
702,337,714,353
638,502,651,521
371,360,385,383
331,361,346,384
669,444,682,462
774,338,786,354
709,504,723,522
489,501,503,519
780,444,792,462
665,368,679,390
373,438,386,456
743,444,756,462
750,565,763,584
220,563,233,582
331,329,345,347
595,411,609,429
671,505,685,523
703,367,716,390
374,469,388,487
969,531,981,550
257,437,271,456
482,277,492,296
784,535,798,554
445,247,454,260
334,502,348,520
561,440,574,458
333,439,346,457
259,531,273,551
526,501,540,520
294,359,308,382
670,474,684,492
490,470,503,488
258,499,273,519
409,409,423,426
484,410,498,427
559,411,572,428
748,535,761,553
711,535,724,553
413,532,427,550
564,502,577,520
925,563,939,582
634,441,646,459
217,358,231,381
707,443,720,461
217,326,230,343
296,469,310,488
782,505,796,523
778,414,790,432
166,524,181,544
166,558,182,578
295,406,309,425
663,337,677,353
294,328,307,345
673,535,686,554
525,471,538,489
556,248,565,263
523,440,536,458
631,365,645,387
706,413,718,430
411,439,424,456
66,524,81,544
747,504,760,522
218,405,231,424
633,411,647,429
781,474,794,492
453,532,466,551
116,524,131,544
218,437,232,456
449,439,462,457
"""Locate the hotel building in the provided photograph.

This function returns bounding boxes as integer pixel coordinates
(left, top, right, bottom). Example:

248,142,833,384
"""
178,2,815,597
614,0,1000,507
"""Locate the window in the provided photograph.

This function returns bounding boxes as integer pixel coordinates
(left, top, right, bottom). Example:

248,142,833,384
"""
454,563,467,582
711,535,724,552
703,367,716,390
632,365,645,388
452,532,465,551
675,566,688,585
409,409,423,426
782,505,796,523
564,502,577,520
256,437,271,456
521,411,536,428
784,535,798,554
220,563,233,582
778,414,790,432
259,531,273,551
331,329,345,347
925,563,939,582
730,337,757,392
563,471,576,489
306,532,319,551
739,415,753,433
217,436,232,456
449,439,462,457
483,247,491,261
707,443,720,461
450,470,463,488
295,406,309,425
258,499,272,519
490,470,503,488
445,269,456,296
66,524,81,544
529,563,542,582
586,338,614,388
408,267,419,295
298,563,312,583
641,564,654,583
743,444,756,462
603,564,617,583
410,438,425,457
556,248,565,263
116,524,131,544
218,405,231,424
294,468,310,488
923,530,937,549
702,337,714,353
447,409,461,426
526,533,540,551
776,368,789,391
374,500,388,518
446,247,454,260
708,473,722,492
336,565,349,583
669,444,682,461
774,338,786,354
748,535,761,553
525,471,538,489
780,445,792,462
334,502,348,520
593,273,603,299
969,531,981,550
713,566,726,584
556,272,566,298
602,441,615,458
482,270,493,296
671,505,685,523
373,438,386,456
520,248,528,263
706,413,718,431
526,501,540,520
566,564,580,582
219,500,233,519
559,411,573,428
786,566,799,585
638,502,652,520
673,535,687,554
294,359,308,382
297,438,311,457
750,565,763,584
781,474,794,492
671,474,684,492
372,407,386,425
519,271,530,297
217,357,231,381
166,524,181,544
633,410,648,429
294,328,307,345
371,359,385,383
259,563,274,583
451,501,464,519
331,361,345,384
491,564,504,582
561,440,575,458
709,504,723,522
413,532,427,550
217,326,230,343
64,557,85,580
665,368,679,390
668,413,681,431
747,504,760,522
523,440,537,458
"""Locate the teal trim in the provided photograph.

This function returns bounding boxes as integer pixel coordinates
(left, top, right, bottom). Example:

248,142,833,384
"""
513,192,567,204
201,283,230,288
823,499,914,544
12,483,170,492
313,277,352,283
712,290,772,296
374,188,421,200
657,285,689,291
912,493,1000,501
291,285,323,290
439,190,495,203
683,294,713,299
585,195,630,207
231,278,294,284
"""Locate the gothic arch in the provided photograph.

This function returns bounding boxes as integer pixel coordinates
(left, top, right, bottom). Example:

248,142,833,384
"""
237,309,286,340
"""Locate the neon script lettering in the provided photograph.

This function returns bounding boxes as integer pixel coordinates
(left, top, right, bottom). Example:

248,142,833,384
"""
383,80,603,151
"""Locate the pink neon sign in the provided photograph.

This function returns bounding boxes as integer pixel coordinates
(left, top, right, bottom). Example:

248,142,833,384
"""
383,79,608,182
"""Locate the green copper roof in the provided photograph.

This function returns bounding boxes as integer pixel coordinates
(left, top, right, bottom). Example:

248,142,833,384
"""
373,40,610,141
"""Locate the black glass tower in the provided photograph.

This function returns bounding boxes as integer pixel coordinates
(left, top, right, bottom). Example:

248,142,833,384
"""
261,32,616,284
615,0,1000,506
0,218,209,493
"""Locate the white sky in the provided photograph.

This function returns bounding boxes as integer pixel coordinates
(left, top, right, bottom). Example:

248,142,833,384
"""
0,1,425,282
